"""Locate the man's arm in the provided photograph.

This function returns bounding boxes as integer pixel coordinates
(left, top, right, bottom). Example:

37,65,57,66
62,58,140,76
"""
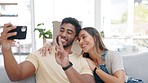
3,52,35,81
1,23,35,81
64,65,95,83
55,36,95,83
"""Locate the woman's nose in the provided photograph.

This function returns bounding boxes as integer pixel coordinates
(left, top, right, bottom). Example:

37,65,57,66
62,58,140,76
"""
79,39,83,44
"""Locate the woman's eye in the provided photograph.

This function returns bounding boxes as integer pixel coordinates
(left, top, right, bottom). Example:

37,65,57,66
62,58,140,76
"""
82,36,86,39
77,39,80,42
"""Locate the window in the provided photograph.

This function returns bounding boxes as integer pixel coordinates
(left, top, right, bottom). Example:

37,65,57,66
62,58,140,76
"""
0,0,32,66
0,0,95,66
101,0,148,55
34,0,95,49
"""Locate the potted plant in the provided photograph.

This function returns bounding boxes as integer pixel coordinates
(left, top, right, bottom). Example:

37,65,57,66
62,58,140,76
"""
100,31,104,38
34,23,52,44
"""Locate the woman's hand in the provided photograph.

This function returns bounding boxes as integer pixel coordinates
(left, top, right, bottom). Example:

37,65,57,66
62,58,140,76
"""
86,58,96,71
38,42,52,56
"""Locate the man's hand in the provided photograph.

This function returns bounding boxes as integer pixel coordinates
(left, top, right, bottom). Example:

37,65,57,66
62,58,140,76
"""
55,36,69,67
1,23,17,50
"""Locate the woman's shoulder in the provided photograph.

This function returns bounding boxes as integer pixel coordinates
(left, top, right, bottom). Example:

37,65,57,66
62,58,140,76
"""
107,50,119,55
106,50,121,58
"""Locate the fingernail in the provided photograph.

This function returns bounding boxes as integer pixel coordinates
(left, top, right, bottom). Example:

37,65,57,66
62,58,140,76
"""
14,32,17,35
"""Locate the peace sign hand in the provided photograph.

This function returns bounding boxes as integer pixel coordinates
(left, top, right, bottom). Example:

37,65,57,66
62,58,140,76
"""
55,36,69,67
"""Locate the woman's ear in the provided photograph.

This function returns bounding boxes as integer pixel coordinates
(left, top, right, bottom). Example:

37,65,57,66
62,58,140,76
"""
93,36,96,42
74,37,79,42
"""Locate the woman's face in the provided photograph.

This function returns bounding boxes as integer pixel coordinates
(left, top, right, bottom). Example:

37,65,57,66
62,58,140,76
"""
78,30,95,53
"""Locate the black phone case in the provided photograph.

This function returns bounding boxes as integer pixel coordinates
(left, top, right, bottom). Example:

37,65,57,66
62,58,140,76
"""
8,26,27,40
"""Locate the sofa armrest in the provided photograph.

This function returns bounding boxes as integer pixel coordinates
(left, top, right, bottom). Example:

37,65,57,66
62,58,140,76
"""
0,67,36,83
123,52,148,83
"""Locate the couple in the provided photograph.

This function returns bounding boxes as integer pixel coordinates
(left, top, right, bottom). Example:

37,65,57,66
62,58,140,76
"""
1,17,126,83
40,19,126,83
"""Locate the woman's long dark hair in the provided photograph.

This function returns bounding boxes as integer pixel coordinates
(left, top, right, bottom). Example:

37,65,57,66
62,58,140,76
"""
81,27,108,58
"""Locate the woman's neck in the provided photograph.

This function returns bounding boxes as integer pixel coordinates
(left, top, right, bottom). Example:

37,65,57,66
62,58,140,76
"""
89,49,103,65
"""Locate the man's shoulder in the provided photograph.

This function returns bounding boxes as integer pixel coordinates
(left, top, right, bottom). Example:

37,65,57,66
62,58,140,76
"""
71,52,82,58
30,50,40,55
27,50,42,58
70,52,88,62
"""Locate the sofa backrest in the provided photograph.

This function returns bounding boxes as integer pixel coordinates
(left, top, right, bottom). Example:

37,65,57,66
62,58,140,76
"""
123,52,148,83
1,52,148,83
0,67,35,83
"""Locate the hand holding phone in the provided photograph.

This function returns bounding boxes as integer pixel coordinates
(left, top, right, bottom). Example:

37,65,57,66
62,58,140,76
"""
8,26,27,40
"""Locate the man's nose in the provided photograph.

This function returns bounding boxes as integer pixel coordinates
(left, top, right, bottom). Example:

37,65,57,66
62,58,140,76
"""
61,31,67,36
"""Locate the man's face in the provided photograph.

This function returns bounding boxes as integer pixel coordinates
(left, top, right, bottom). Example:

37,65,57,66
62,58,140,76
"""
56,23,76,48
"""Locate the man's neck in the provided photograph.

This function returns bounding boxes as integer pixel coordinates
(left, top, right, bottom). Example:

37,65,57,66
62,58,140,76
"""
64,46,73,54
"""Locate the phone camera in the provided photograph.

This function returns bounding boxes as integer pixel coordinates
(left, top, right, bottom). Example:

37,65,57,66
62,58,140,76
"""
21,26,26,32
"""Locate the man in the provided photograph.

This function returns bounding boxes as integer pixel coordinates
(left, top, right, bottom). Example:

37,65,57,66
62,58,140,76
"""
1,17,95,83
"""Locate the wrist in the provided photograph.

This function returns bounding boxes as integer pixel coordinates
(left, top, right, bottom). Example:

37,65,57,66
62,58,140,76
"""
2,44,11,50
62,61,73,71
93,66,100,73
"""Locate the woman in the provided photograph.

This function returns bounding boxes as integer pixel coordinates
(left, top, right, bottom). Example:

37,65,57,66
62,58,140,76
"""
78,27,126,83
39,27,126,83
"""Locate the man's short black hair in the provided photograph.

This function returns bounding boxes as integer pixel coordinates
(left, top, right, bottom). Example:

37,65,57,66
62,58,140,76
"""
61,17,82,37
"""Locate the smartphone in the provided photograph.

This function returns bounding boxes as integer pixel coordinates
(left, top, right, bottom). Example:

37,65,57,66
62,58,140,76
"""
8,26,27,40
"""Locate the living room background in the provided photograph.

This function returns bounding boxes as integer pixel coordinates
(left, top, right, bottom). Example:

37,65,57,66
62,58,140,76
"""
0,0,148,67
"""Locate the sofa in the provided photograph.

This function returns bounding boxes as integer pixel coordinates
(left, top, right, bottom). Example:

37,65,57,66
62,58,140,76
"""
0,51,147,83
123,51,148,83
0,68,35,83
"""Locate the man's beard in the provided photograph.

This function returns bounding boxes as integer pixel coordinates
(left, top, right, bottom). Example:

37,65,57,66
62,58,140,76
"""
56,36,75,48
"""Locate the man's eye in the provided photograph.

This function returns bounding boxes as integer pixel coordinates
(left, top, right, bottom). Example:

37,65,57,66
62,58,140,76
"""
67,31,72,34
60,29,64,32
